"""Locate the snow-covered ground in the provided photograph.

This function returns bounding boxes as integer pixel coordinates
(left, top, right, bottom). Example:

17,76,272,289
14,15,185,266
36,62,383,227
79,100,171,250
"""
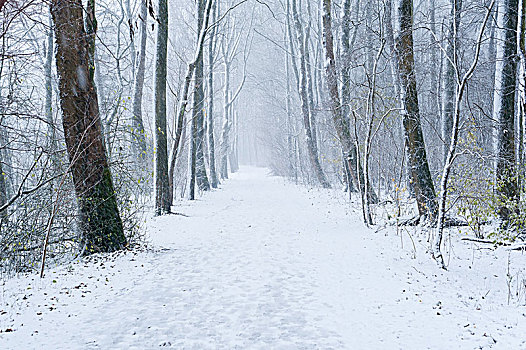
1,167,525,349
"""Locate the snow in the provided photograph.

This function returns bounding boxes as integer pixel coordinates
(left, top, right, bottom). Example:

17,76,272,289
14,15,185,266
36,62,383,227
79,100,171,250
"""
1,167,525,349
76,66,88,91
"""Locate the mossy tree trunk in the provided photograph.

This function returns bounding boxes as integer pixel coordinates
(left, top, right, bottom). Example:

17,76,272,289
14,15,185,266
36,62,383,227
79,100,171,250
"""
51,0,126,253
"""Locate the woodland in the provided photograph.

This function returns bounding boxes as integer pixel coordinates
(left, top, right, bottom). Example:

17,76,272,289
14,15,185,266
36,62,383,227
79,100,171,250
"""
1,0,526,347
0,0,519,271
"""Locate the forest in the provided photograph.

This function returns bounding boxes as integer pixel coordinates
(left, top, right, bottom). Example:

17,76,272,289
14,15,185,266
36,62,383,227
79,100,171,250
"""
1,0,526,348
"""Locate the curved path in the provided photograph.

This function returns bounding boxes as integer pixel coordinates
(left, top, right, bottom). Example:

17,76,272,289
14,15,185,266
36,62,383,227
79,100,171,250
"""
1,167,524,349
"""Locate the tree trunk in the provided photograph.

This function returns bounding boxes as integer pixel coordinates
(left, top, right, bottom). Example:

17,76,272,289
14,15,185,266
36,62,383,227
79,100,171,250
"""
395,0,438,220
291,0,330,188
442,0,462,164
220,60,230,180
131,0,148,160
51,0,126,253
94,44,107,138
341,0,366,194
322,0,378,203
362,39,385,226
519,0,526,175
0,154,6,222
154,0,170,215
207,0,219,188
0,55,7,221
285,0,301,95
385,0,401,103
304,0,317,149
494,0,519,225
285,0,299,182
125,0,136,81
486,6,498,149
85,0,96,82
285,25,296,181
386,0,413,196
168,68,191,202
429,0,440,120
229,110,239,172
432,1,493,268
45,11,59,171
193,0,210,193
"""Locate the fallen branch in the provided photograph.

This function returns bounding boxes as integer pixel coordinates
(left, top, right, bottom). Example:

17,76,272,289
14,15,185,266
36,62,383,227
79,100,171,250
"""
169,212,190,217
508,243,526,251
460,237,511,246
396,215,469,228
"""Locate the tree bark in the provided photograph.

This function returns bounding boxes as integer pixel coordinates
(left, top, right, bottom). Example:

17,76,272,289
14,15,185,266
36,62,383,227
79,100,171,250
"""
285,22,296,181
304,0,318,149
168,0,215,197
321,0,378,203
154,0,171,214
85,0,96,82
0,51,7,221
51,0,126,253
131,0,148,160
494,0,519,225
219,28,247,180
442,0,462,164
429,0,440,120
486,6,498,149
45,11,59,172
125,0,136,80
395,0,438,220
191,0,210,194
341,0,375,196
291,0,330,188
207,0,219,188
220,60,230,179
229,110,239,172
432,1,493,268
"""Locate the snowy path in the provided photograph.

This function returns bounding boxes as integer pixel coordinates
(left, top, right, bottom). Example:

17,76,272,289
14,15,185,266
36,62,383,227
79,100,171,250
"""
1,167,525,349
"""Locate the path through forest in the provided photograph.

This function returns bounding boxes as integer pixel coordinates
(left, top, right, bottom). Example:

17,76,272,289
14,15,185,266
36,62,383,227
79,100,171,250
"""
1,167,525,349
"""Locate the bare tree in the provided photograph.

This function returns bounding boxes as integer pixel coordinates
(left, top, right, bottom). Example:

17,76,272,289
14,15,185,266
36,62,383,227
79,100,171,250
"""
290,0,330,188
51,0,126,253
207,0,219,188
154,0,170,215
189,0,211,200
219,11,248,180
131,0,148,160
432,0,494,268
168,0,213,202
442,0,462,164
494,0,519,226
395,0,437,221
